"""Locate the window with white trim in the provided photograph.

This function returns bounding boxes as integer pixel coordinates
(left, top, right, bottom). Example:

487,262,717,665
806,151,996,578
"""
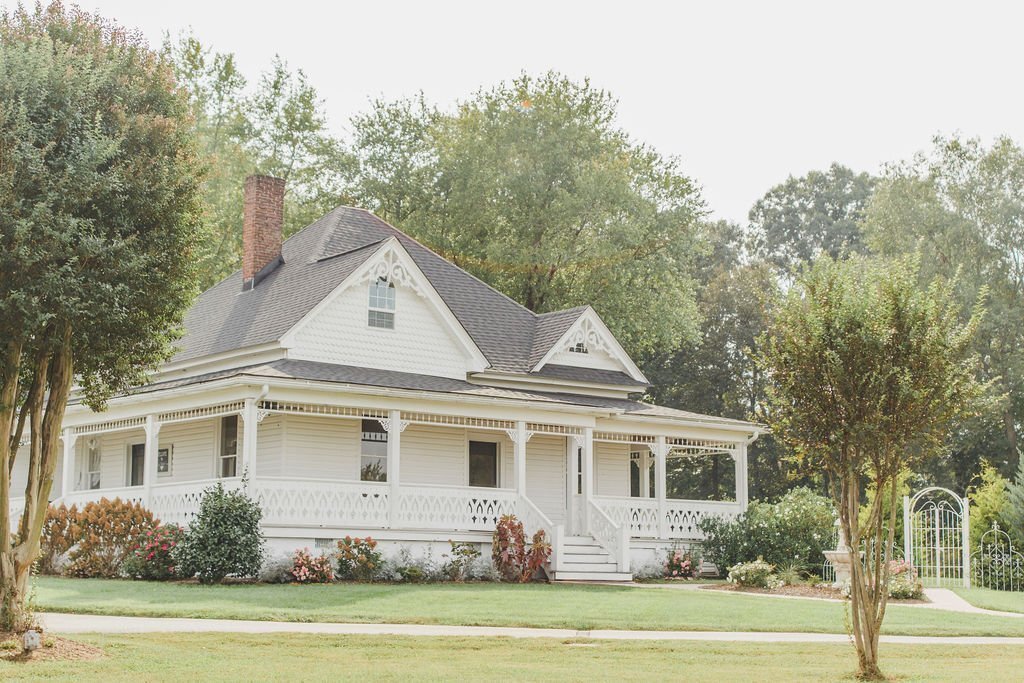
368,277,396,329
360,419,388,482
87,439,101,490
219,414,238,478
469,440,499,488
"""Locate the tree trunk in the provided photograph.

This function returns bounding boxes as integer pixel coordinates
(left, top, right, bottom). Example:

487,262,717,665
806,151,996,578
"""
0,327,74,632
841,472,887,680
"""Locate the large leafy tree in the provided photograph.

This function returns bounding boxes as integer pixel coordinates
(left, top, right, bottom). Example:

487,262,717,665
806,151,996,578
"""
748,163,876,273
0,3,203,629
167,36,351,289
862,135,1024,480
761,255,982,679
347,73,707,356
644,221,809,500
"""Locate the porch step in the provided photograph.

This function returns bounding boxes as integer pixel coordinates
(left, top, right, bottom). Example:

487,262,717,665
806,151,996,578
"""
557,561,621,573
551,571,634,582
560,553,616,564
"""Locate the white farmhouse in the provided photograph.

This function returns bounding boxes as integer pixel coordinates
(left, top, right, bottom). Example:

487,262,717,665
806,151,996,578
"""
11,176,762,581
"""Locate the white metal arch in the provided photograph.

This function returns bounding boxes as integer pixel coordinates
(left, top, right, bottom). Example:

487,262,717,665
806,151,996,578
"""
903,487,970,588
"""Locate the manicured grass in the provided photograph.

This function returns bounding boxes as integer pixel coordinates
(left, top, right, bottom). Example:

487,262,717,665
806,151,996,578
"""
33,577,1024,637
953,587,1024,614
2,633,1023,682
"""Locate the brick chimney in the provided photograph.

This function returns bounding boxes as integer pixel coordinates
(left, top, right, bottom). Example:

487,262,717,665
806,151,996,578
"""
242,174,285,290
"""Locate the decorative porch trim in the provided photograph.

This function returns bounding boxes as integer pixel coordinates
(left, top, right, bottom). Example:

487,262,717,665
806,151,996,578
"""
259,400,388,420
399,412,513,431
665,437,739,456
593,431,657,445
159,401,247,425
72,417,146,436
526,423,583,437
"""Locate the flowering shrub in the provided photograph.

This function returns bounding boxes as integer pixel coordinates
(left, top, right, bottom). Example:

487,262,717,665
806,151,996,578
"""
523,530,552,582
887,560,923,599
336,536,383,581
665,546,700,579
122,524,185,580
289,548,335,583
38,504,78,575
727,558,777,588
442,541,481,582
65,498,158,578
698,487,836,574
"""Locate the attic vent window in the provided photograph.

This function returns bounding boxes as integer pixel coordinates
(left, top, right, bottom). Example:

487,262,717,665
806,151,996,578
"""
368,277,396,329
569,342,588,354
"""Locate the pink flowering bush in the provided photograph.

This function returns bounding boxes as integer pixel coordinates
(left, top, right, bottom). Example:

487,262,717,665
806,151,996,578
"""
122,523,185,580
887,559,923,599
289,548,335,584
664,546,700,579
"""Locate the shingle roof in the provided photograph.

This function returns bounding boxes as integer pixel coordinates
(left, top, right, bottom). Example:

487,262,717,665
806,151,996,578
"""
114,359,756,430
174,207,628,381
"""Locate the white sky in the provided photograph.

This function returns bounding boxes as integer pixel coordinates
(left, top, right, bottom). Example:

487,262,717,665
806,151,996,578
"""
7,0,1023,223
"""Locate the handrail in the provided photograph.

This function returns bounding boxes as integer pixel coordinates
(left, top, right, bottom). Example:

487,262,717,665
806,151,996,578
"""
587,499,630,572
517,493,562,573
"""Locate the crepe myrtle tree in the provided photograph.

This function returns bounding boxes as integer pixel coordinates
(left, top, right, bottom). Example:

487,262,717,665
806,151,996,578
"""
0,3,203,630
760,255,983,680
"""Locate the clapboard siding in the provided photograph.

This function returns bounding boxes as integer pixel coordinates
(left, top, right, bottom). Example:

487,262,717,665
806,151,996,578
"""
281,415,360,479
158,419,217,482
595,441,628,497
401,424,466,485
255,415,283,477
526,435,566,524
288,279,471,380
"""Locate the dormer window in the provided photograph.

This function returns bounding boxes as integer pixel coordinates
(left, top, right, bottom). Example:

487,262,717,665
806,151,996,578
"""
569,341,588,354
368,277,396,329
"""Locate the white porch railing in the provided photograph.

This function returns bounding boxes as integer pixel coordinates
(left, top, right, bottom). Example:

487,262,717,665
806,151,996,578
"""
517,494,563,572
150,478,239,527
587,499,630,572
394,483,517,532
596,496,742,540
253,477,389,529
62,486,146,509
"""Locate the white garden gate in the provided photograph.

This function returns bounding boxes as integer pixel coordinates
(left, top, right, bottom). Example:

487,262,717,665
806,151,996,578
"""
903,487,970,588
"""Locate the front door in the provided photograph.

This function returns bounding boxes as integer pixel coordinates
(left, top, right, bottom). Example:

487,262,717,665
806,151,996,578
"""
129,443,145,487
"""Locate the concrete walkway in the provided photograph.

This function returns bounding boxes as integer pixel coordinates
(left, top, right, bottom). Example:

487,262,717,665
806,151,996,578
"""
621,583,1024,619
37,612,1024,646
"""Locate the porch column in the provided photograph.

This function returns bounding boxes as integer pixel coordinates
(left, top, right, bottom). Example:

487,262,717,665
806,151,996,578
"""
514,420,529,495
60,428,77,499
654,436,668,538
581,427,594,531
733,441,749,511
640,449,651,498
241,399,258,478
385,409,405,527
143,415,160,506
566,435,579,533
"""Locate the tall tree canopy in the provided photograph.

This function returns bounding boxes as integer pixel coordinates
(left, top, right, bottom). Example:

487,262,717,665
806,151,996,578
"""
760,255,982,679
0,3,203,629
862,135,1024,482
748,163,876,273
346,73,707,356
166,34,350,289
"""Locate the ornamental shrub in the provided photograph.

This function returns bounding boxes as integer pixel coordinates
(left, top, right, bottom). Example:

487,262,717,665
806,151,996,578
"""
727,558,777,588
122,523,185,580
492,515,526,582
886,560,923,599
174,483,265,584
289,548,335,584
491,516,550,582
65,498,158,578
442,541,481,582
38,504,78,575
664,545,700,579
336,536,383,581
698,487,836,574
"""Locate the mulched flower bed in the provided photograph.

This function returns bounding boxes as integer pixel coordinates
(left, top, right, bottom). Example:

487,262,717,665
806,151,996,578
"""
703,583,930,604
0,631,103,663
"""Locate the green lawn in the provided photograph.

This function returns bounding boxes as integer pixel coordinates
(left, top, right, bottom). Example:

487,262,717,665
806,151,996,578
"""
2,633,1022,682
952,587,1024,614
33,577,1024,637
